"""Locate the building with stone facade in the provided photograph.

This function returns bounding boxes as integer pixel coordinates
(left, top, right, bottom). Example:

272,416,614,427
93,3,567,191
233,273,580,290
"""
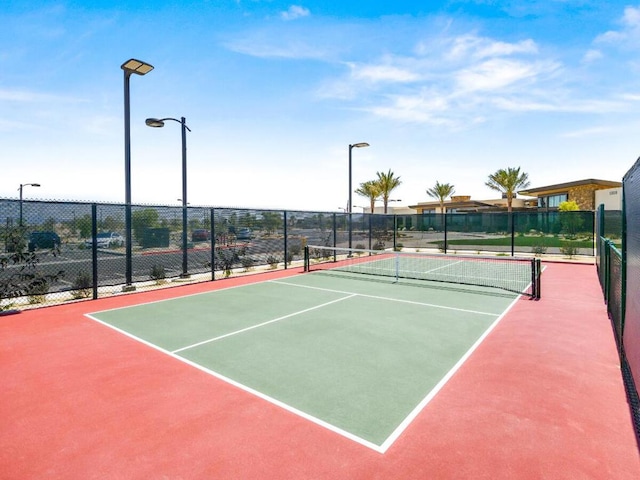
518,179,622,211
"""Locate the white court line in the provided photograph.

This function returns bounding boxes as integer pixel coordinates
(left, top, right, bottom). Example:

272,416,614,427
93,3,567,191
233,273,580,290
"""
171,293,357,354
85,276,523,454
423,259,464,273
378,292,523,452
269,280,500,317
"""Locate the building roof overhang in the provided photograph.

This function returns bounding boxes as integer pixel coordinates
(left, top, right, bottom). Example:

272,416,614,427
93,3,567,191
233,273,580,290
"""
518,179,622,197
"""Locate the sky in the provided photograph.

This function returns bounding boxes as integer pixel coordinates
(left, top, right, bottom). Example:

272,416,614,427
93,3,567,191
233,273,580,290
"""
1,0,639,212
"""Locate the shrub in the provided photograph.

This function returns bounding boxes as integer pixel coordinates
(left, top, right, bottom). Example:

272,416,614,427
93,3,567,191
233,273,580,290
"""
531,234,548,256
150,264,166,283
373,241,385,250
266,255,279,269
560,242,579,258
72,271,92,299
242,256,254,271
26,275,49,304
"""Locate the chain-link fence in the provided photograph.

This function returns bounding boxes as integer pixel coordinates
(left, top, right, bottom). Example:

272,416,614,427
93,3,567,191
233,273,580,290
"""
395,211,594,256
1,199,597,312
595,159,640,443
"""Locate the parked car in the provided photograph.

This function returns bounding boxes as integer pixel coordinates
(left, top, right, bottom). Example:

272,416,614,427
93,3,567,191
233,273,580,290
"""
236,228,253,240
192,229,211,242
84,232,124,249
28,231,61,252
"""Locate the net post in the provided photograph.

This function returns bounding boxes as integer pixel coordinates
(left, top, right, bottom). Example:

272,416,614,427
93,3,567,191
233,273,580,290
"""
535,258,541,299
395,251,400,282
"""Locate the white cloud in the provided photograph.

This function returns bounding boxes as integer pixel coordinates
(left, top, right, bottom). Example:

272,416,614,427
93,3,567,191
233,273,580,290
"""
582,49,602,63
224,35,327,59
349,62,421,83
454,58,550,93
0,88,82,103
561,125,615,138
281,5,310,21
595,5,640,46
446,35,538,61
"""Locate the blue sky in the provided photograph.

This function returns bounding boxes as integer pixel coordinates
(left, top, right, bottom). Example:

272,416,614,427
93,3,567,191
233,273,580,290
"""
1,1,639,211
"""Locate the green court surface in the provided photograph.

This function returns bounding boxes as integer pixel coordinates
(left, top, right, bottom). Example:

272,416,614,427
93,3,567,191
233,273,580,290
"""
88,273,520,451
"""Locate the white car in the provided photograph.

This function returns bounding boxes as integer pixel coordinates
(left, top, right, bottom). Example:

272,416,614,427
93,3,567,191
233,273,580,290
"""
85,232,125,249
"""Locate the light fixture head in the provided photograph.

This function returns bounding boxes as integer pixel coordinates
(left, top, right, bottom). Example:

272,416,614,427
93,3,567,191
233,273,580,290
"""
351,142,370,148
121,58,154,75
145,118,165,128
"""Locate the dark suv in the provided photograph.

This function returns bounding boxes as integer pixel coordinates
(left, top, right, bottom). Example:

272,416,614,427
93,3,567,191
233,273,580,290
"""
28,231,61,252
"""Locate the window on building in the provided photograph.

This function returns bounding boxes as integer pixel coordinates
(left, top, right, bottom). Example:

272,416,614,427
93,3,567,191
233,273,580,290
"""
538,193,568,208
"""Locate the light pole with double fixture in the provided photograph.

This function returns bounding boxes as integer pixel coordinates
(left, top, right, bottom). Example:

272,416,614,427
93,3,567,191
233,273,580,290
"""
146,117,191,278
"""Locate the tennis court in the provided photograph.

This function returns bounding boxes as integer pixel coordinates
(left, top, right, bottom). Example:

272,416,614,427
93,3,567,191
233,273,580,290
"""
87,259,524,452
2,257,639,479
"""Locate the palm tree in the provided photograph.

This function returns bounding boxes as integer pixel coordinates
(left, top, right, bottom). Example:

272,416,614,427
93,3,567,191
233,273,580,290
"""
426,181,455,214
355,180,381,214
485,167,531,213
375,170,402,213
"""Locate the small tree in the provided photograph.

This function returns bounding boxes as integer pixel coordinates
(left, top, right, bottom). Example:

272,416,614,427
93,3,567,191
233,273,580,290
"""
375,170,402,214
426,181,455,214
558,200,583,238
132,208,160,244
485,167,530,213
355,180,381,213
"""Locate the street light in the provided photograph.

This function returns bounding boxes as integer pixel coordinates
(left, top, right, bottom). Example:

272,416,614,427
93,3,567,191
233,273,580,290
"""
348,142,369,250
18,183,40,226
146,116,192,278
122,58,153,291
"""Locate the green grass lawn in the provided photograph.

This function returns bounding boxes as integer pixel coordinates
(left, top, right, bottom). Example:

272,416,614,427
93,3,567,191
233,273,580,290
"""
430,235,594,249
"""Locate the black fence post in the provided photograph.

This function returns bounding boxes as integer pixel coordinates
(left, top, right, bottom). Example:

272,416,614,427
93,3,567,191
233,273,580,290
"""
284,210,288,270
332,213,337,248
393,215,397,251
91,203,98,300
210,208,215,281
444,212,448,254
510,212,515,256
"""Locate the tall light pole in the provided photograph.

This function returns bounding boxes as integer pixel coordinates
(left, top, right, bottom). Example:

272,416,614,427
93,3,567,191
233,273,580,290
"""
348,142,369,250
122,58,153,291
18,183,40,226
146,117,192,278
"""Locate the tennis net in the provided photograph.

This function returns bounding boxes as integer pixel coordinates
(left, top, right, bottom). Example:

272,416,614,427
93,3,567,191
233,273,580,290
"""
304,245,541,298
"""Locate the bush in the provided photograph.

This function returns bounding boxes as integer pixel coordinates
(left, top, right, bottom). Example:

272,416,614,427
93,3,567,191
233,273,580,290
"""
72,271,92,299
242,256,254,271
560,242,579,258
266,255,279,269
150,264,166,283
26,275,50,304
531,234,548,256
